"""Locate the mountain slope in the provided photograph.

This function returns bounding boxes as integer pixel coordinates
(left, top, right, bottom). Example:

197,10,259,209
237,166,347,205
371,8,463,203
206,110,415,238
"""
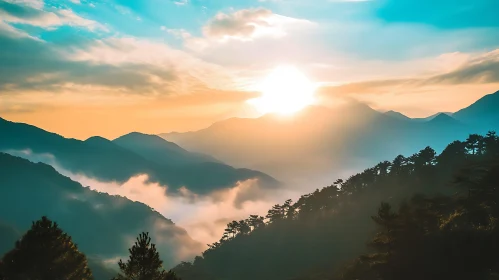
0,118,278,194
172,132,499,280
0,152,202,278
384,110,412,121
113,132,220,166
453,90,499,131
160,101,472,185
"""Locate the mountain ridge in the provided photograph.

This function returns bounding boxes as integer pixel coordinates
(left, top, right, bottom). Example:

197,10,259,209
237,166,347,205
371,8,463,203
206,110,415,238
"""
158,91,499,184
0,117,279,195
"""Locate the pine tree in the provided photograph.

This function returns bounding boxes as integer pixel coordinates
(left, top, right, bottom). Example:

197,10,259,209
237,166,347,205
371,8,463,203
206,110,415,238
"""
113,232,180,280
0,216,93,280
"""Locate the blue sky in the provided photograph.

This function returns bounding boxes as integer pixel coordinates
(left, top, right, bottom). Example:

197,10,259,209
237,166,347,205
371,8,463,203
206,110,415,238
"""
1,0,498,138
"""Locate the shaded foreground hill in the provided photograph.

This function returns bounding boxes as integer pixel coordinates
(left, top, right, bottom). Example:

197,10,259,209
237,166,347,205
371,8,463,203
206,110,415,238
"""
0,118,278,195
172,131,499,280
0,152,203,279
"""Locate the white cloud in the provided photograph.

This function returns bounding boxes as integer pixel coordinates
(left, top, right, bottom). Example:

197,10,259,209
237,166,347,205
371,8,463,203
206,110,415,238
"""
70,0,81,4
163,27,192,40
202,8,314,42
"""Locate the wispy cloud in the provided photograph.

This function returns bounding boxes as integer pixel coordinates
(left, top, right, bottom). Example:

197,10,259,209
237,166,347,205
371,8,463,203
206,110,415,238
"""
3,0,44,9
0,1,106,31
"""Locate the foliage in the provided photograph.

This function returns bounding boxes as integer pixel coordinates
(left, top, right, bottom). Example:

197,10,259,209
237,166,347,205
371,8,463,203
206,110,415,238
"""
173,131,499,280
0,216,93,280
113,232,180,280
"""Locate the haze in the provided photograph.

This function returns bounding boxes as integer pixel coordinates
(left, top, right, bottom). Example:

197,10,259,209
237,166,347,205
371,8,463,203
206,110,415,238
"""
1,0,499,279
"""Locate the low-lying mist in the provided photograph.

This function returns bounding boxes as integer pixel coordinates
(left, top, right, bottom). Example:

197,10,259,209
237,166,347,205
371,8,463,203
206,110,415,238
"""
3,149,303,257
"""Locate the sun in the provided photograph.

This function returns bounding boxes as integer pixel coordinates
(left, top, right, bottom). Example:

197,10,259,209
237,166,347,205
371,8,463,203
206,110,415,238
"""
248,65,317,115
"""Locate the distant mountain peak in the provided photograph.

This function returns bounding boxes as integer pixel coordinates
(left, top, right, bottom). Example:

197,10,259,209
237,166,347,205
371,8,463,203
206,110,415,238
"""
113,131,223,166
85,136,110,142
429,112,458,123
384,110,411,120
116,131,174,142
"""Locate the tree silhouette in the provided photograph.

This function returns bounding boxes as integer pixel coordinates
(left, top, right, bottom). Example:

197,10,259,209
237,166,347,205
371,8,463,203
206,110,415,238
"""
172,131,499,280
113,232,180,280
0,216,93,280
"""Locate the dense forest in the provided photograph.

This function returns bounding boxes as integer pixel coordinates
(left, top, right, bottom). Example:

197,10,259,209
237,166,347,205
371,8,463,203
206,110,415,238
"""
172,131,499,280
1,131,498,279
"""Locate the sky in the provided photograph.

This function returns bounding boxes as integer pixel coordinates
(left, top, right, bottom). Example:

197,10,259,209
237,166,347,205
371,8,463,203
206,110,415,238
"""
1,0,499,139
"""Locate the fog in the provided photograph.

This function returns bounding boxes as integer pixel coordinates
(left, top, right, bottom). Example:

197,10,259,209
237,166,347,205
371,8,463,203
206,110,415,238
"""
3,149,303,255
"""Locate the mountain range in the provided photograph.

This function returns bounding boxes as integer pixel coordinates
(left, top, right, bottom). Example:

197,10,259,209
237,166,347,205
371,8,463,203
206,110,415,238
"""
160,90,499,186
1,90,498,279
0,118,278,195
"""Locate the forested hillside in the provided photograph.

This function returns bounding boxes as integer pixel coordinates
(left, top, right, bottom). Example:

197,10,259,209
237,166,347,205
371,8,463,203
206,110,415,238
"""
173,131,499,280
0,152,202,277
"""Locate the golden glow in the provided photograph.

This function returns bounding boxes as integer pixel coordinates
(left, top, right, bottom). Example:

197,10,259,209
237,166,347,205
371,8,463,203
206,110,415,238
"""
249,65,317,115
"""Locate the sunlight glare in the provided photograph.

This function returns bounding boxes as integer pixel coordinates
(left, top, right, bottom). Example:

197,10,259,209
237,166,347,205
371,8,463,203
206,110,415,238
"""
249,65,317,115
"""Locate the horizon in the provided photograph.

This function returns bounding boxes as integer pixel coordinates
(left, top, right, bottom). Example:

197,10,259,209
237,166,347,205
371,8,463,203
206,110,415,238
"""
1,0,499,139
1,89,497,140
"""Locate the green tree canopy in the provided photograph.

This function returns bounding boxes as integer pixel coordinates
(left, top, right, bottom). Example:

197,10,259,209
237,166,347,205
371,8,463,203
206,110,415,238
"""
113,232,180,280
0,216,93,280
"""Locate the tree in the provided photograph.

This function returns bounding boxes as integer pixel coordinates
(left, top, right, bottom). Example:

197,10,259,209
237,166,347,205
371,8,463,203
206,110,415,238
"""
248,215,265,230
113,232,180,280
466,134,485,155
0,216,93,280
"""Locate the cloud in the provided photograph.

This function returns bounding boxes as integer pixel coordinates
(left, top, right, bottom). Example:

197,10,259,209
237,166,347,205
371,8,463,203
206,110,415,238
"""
204,8,276,40
0,19,39,39
314,49,499,117
0,1,106,31
318,48,499,99
177,8,315,52
65,37,237,91
425,49,499,85
0,33,175,94
3,149,289,248
0,24,240,98
3,0,43,9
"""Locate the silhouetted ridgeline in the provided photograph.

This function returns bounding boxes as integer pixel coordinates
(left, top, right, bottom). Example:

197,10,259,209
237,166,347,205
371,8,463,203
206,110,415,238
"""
0,117,278,195
172,131,499,280
161,91,499,183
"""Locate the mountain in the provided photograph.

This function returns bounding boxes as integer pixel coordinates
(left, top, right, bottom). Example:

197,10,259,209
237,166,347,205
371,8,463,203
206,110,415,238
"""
160,100,472,185
384,110,456,123
172,132,499,280
384,110,412,121
412,112,454,122
0,152,203,279
0,118,278,194
113,132,220,166
453,90,499,131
